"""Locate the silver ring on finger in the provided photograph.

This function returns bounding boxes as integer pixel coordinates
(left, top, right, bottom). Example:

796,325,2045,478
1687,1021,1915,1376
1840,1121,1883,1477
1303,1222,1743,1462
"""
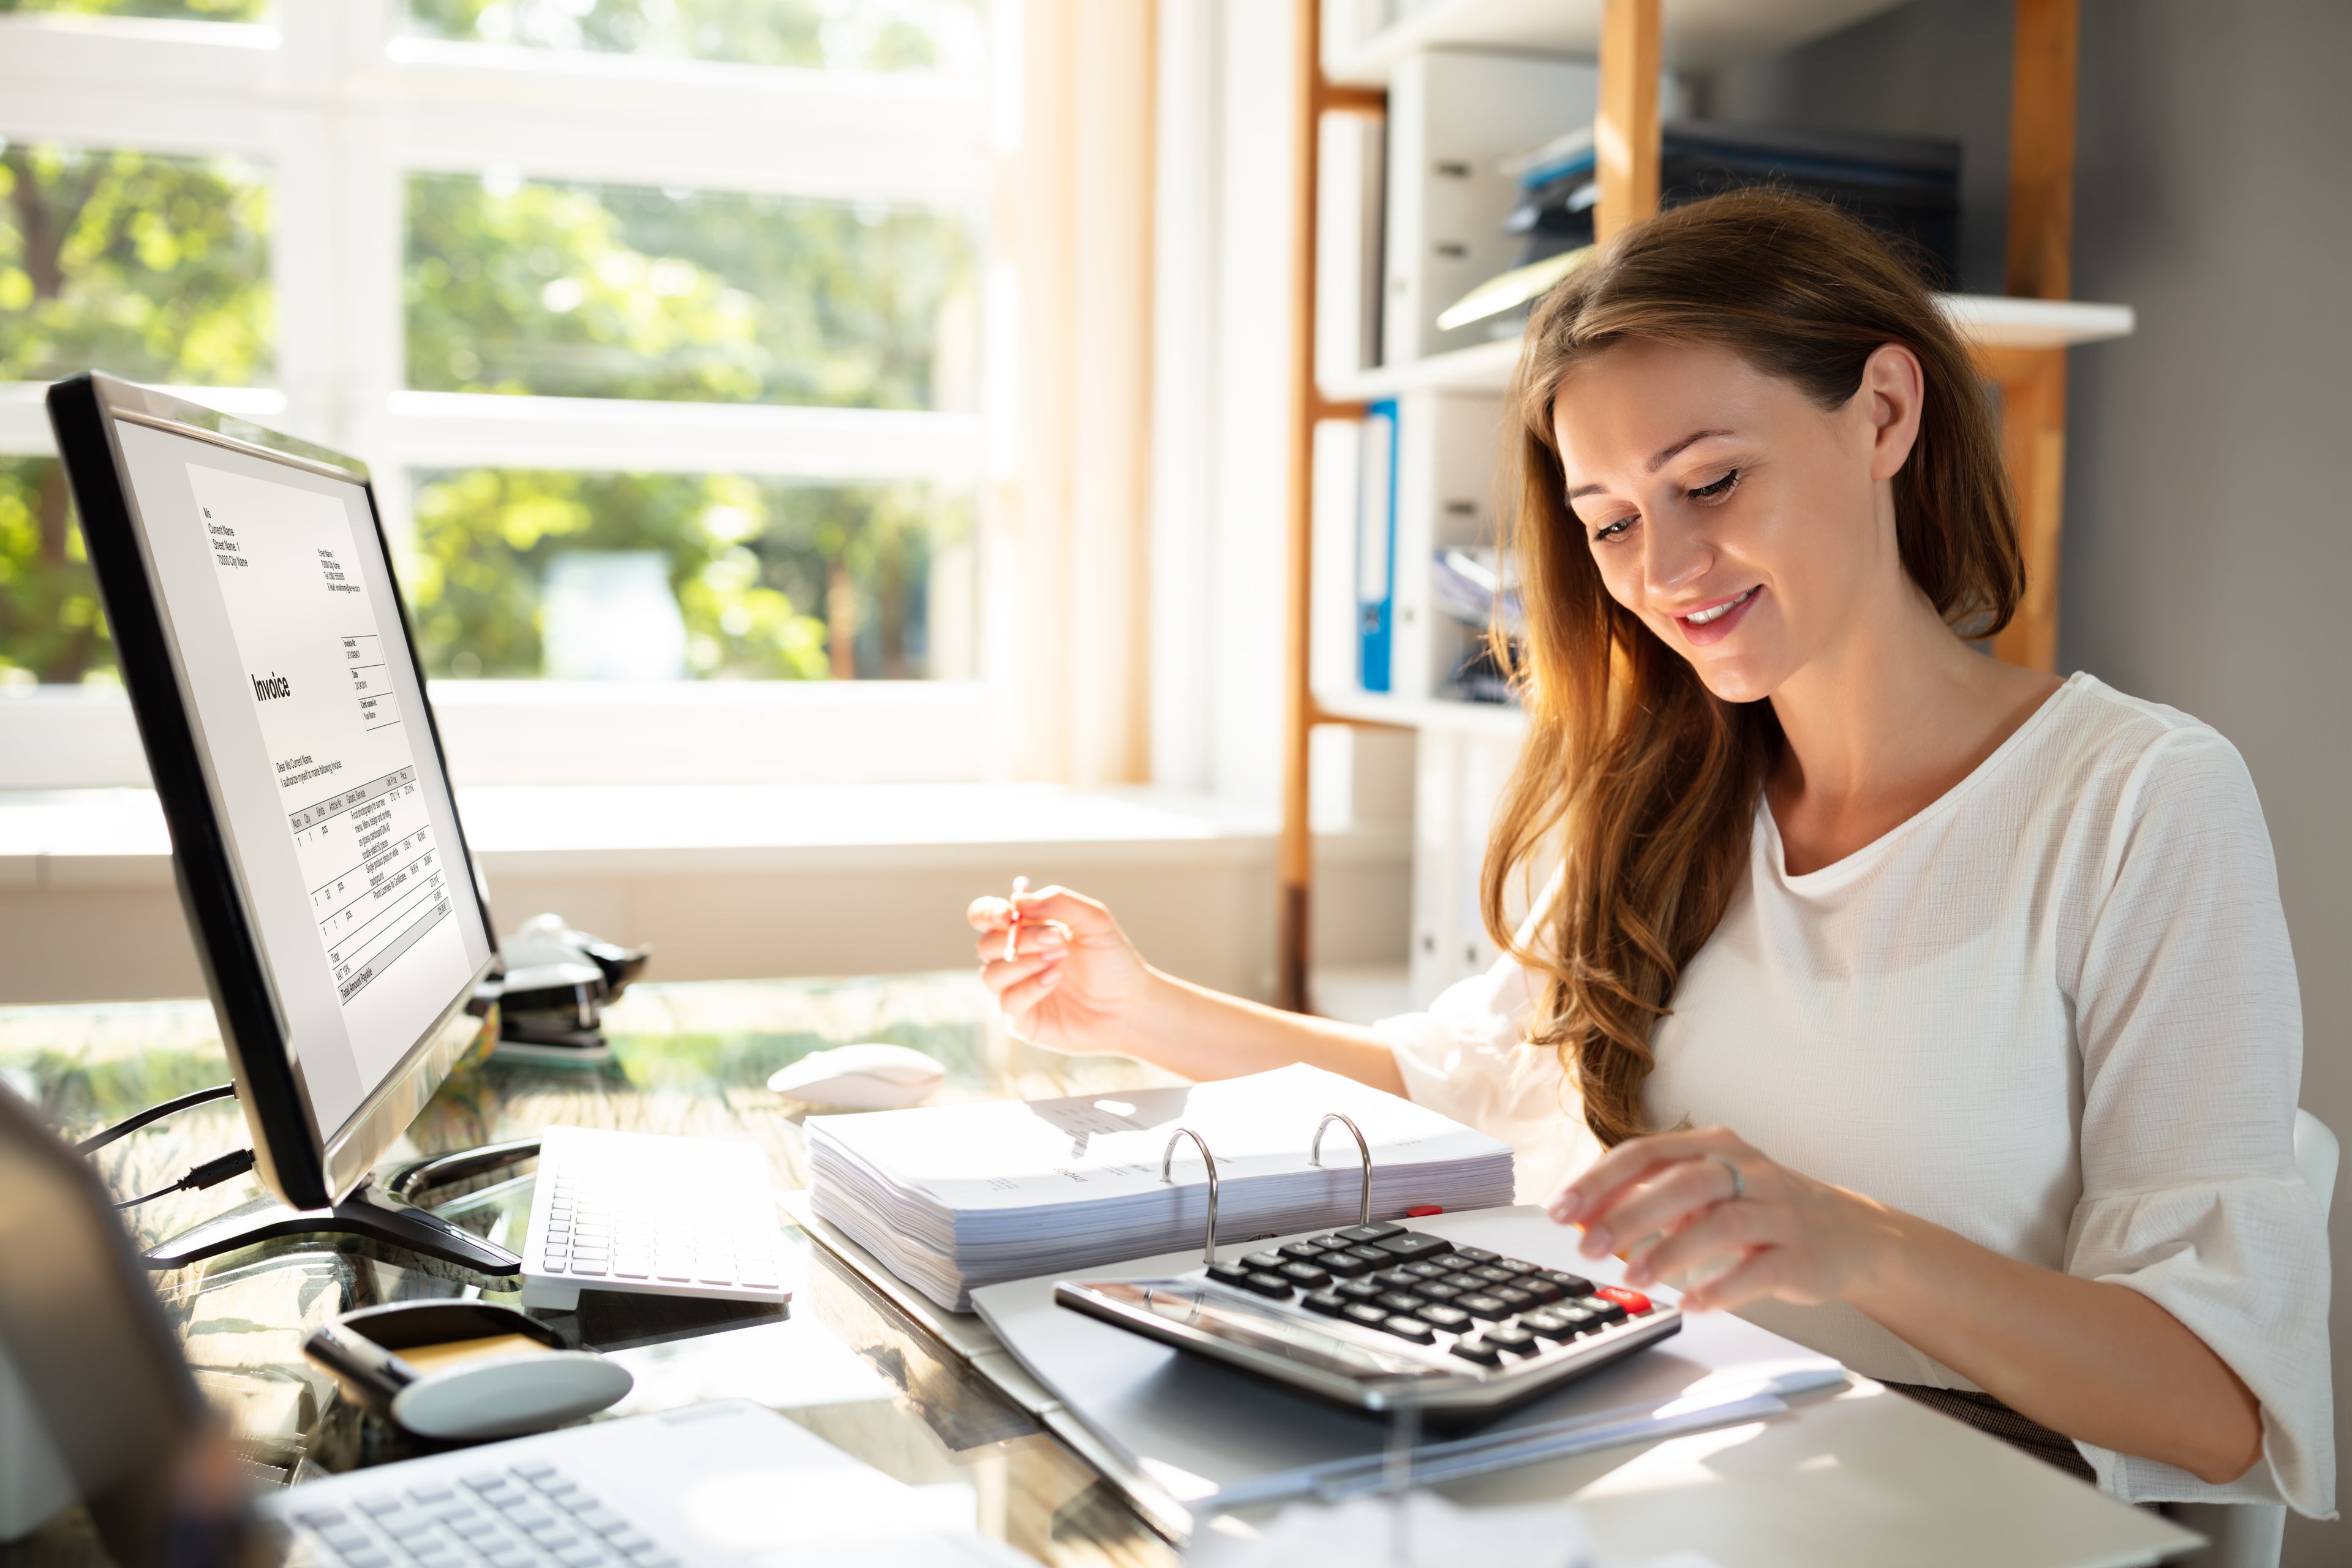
1708,1153,1745,1203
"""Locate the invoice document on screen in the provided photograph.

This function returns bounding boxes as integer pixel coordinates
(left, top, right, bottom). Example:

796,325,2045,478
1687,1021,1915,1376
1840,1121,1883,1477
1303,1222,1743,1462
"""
186,461,475,1098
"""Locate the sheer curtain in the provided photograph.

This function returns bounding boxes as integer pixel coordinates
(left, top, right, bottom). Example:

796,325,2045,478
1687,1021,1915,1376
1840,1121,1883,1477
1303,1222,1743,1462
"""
992,0,1156,785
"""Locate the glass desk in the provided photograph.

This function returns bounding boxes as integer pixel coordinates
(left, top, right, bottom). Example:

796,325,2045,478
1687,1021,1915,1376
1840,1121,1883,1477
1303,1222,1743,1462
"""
0,976,1186,1568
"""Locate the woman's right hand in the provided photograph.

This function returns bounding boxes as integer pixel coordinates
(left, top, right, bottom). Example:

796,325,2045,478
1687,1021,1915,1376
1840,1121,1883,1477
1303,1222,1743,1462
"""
967,884,1159,1055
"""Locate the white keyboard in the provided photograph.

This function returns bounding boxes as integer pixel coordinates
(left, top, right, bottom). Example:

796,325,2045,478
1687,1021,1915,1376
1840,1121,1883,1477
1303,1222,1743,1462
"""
519,1127,791,1311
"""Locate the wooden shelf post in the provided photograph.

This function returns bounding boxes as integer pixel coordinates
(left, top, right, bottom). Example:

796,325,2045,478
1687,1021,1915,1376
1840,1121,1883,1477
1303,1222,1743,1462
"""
1596,0,1664,241
1989,0,2079,672
1278,0,1322,1012
1280,0,1385,1012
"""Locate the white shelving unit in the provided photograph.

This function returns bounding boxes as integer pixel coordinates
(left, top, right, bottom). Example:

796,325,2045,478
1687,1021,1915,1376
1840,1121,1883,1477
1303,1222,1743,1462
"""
1324,0,1917,86
1313,685,1529,739
1279,0,2125,1014
1324,294,2137,402
1323,336,1526,403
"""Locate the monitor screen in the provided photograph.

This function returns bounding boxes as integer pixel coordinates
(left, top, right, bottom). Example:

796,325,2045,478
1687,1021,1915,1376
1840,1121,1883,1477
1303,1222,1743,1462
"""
107,417,493,1139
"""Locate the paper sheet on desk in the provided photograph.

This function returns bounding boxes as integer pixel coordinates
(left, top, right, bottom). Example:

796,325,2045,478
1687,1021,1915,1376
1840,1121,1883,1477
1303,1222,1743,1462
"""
970,1205,1844,1518
1183,1491,1727,1567
1185,1491,1596,1567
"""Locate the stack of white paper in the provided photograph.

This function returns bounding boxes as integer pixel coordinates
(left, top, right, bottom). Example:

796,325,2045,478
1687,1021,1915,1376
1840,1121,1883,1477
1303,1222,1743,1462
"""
808,1064,1517,1311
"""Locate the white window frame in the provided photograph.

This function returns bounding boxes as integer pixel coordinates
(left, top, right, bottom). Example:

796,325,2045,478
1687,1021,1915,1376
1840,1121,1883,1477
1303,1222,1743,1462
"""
0,0,1000,790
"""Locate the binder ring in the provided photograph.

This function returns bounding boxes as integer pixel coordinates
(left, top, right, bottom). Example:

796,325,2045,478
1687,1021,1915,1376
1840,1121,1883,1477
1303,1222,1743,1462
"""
1311,1112,1374,1229
1160,1126,1221,1265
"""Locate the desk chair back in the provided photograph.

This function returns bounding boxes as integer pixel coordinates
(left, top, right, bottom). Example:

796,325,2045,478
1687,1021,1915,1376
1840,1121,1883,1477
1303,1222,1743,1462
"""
0,1091,212,1563
2169,1107,2337,1568
2294,1110,2340,1221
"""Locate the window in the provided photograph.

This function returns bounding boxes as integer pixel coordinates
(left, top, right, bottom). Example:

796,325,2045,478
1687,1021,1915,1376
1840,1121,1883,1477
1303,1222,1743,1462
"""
0,143,273,687
399,0,983,74
0,0,994,784
0,454,105,685
404,174,976,409
400,171,979,683
407,469,972,680
0,145,271,394
0,2,269,21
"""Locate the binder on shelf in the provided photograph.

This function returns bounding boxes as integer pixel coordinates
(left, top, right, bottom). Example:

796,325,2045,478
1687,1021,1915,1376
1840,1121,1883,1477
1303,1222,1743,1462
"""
1310,419,1366,695
1384,50,1597,363
1386,393,1508,703
1356,398,1398,693
1316,108,1386,383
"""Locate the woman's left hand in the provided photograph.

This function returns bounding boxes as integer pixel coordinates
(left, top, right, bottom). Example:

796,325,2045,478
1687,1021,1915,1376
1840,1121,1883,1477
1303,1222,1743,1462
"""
1547,1127,1902,1313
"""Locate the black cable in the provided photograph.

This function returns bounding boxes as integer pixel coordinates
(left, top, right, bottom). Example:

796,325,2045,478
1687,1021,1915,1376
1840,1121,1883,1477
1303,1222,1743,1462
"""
75,1082,236,1155
113,1148,256,1210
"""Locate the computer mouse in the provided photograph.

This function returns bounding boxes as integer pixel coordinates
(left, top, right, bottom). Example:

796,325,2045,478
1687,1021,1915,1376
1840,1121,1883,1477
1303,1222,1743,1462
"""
393,1349,634,1441
766,1044,946,1110
305,1301,633,1441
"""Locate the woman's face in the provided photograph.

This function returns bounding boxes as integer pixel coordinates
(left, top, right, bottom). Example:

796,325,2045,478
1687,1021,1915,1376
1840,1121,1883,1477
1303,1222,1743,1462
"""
1550,337,1923,704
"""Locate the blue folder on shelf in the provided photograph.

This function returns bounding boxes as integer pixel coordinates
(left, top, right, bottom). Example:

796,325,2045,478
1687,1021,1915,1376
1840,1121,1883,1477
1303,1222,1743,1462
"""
1357,398,1398,693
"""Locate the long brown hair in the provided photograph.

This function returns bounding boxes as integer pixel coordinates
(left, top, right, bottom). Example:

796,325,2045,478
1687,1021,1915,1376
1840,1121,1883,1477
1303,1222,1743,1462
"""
1484,190,2023,1149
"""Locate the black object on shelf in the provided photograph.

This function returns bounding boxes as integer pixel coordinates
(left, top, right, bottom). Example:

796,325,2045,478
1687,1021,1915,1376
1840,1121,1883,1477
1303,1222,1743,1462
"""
1507,121,1962,287
1449,644,1520,707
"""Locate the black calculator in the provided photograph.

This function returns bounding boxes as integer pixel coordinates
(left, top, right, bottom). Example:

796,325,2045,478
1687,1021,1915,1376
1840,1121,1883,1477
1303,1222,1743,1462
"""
1055,1219,1680,1419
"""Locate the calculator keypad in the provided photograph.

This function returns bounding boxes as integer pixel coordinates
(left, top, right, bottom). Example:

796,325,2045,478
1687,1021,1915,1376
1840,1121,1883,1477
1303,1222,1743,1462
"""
1059,1229,1674,1419
1193,1228,1642,1373
1317,1248,1384,1279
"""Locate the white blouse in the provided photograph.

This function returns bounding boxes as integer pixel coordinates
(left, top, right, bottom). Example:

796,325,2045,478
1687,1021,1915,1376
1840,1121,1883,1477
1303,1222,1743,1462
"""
1374,673,2334,1514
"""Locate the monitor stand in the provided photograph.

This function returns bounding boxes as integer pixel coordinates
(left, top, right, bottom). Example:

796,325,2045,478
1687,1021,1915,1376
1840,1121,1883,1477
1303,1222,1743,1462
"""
141,1139,541,1275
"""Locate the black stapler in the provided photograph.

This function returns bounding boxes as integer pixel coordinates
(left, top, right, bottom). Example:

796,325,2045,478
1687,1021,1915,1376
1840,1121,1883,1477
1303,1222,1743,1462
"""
487,913,650,1065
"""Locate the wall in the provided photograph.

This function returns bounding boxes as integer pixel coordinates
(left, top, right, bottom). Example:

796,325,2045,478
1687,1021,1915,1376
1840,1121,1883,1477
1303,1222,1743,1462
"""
1717,1,2348,1556
2067,9,2352,1555
1708,0,2015,294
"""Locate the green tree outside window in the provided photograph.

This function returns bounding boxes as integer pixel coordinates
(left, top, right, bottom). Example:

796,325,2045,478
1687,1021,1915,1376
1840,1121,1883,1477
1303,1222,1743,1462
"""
0,2,268,19
401,0,981,72
399,169,978,680
407,173,976,409
405,469,967,681
0,143,271,685
0,12,982,688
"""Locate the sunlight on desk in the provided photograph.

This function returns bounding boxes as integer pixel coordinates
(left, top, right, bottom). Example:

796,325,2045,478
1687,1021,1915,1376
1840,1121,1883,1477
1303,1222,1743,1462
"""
1573,1421,1773,1499
0,974,1186,1568
0,979,2199,1568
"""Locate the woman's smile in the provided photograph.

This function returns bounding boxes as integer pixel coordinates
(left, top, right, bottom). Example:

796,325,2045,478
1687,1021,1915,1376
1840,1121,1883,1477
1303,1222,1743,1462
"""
1675,584,1760,644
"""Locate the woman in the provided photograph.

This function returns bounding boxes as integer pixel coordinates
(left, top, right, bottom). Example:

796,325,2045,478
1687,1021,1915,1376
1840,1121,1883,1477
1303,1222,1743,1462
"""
965,192,2331,1513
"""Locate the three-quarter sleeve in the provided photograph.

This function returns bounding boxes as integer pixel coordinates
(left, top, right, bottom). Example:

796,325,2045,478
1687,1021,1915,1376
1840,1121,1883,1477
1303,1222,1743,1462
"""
2063,726,2335,1514
1371,951,1600,1204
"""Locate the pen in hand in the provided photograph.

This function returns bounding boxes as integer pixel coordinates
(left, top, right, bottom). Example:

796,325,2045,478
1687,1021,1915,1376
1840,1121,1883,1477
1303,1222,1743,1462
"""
1003,875,1028,963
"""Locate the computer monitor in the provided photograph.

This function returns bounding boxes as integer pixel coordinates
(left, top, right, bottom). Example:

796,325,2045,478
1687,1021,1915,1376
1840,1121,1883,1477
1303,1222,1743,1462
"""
46,373,507,1270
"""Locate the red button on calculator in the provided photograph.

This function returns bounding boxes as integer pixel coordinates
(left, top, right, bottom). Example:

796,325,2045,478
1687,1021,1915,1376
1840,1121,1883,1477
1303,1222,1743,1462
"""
1595,1285,1653,1314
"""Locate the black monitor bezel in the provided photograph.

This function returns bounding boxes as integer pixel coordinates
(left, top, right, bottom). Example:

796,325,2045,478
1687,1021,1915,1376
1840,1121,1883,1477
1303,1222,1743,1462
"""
46,372,499,1212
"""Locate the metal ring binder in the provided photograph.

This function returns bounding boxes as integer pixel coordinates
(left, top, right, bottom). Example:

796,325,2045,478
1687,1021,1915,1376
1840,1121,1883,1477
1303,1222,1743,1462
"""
1160,1126,1220,1265
1311,1111,1374,1227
